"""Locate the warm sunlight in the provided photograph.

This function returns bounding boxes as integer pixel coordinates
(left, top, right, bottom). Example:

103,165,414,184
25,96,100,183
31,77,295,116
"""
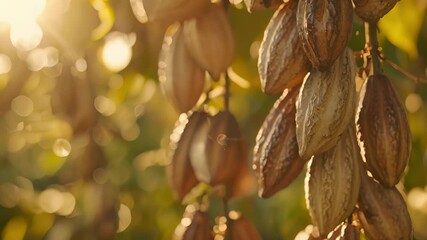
0,0,46,51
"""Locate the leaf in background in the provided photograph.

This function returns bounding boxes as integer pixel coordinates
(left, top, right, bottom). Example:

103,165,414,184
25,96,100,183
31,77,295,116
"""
90,0,115,40
379,0,425,59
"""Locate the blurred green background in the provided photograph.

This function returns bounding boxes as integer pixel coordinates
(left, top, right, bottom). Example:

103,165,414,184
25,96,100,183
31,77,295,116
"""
0,0,426,239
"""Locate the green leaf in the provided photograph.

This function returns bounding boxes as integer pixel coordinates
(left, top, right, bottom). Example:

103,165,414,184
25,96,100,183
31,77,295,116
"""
379,0,425,59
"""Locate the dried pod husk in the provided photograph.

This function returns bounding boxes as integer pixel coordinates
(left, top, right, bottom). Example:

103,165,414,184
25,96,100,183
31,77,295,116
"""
358,171,413,240
258,2,311,95
173,210,212,240
226,213,262,240
296,0,353,70
183,3,234,81
190,111,243,185
167,111,209,201
243,0,283,13
253,86,307,198
353,0,398,23
130,0,210,25
356,74,411,187
305,125,361,236
158,24,205,113
296,48,356,159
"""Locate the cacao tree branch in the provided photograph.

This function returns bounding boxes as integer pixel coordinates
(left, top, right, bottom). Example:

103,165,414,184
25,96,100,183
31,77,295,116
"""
379,54,427,84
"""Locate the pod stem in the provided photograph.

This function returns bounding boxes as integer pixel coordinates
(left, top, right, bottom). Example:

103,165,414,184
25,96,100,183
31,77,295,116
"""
364,22,382,75
224,72,230,111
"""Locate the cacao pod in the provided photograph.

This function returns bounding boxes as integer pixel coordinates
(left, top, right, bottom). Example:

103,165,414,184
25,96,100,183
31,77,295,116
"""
183,2,234,81
253,86,307,198
190,111,243,185
167,111,209,201
296,0,353,70
305,125,361,236
296,48,356,159
358,170,413,240
158,24,205,113
356,74,411,187
258,1,311,95
354,0,399,23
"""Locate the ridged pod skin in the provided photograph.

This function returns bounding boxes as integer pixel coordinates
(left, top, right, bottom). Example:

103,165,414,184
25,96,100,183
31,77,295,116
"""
130,0,210,25
253,86,307,198
190,111,243,185
183,3,234,81
358,171,413,240
167,112,209,201
173,210,212,240
227,215,262,240
353,0,399,23
296,48,356,159
356,74,411,187
244,0,283,13
158,24,205,113
296,0,353,70
305,125,361,237
258,1,311,95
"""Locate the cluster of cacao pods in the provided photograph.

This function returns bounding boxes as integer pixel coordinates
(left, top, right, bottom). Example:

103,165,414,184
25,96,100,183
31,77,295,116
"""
252,0,413,239
132,0,415,239
131,0,262,239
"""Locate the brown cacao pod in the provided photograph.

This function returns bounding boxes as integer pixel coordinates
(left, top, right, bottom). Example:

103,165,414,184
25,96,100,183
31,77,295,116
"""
258,1,311,95
305,125,361,236
353,0,399,23
358,170,413,240
296,0,353,70
296,48,356,159
244,0,283,13
158,24,205,113
183,2,234,81
167,111,209,201
130,0,210,25
253,86,307,198
190,111,243,185
356,74,411,187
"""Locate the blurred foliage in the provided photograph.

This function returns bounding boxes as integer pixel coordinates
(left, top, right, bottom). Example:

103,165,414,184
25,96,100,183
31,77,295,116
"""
0,0,426,239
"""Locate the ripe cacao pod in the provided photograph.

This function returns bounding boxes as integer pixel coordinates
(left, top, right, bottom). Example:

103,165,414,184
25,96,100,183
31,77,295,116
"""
356,74,411,187
258,1,310,95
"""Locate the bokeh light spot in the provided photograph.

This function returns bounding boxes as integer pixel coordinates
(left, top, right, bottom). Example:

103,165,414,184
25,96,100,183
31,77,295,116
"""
117,204,132,233
10,22,43,51
94,96,117,116
101,32,133,72
52,138,71,157
0,0,46,24
0,54,12,74
57,192,76,216
11,95,34,117
405,93,423,113
75,58,87,72
38,188,64,214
